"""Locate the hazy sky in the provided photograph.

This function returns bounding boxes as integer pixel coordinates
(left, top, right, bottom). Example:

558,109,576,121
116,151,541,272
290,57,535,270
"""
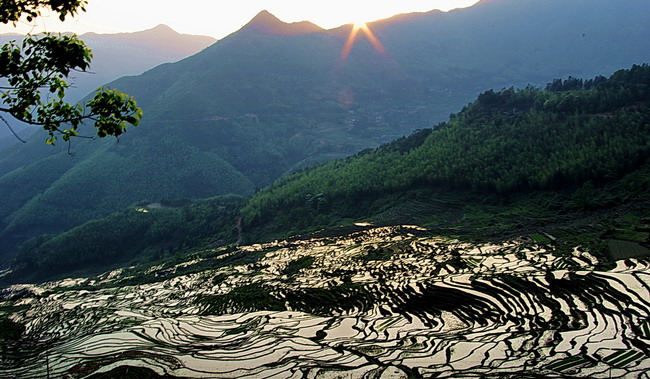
1,0,481,38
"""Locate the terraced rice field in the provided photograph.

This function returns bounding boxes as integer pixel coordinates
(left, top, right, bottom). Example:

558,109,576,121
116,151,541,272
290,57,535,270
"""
1,225,649,378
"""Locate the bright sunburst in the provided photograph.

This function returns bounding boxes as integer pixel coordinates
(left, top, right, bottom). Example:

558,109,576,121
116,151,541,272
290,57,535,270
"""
340,22,386,60
354,21,368,29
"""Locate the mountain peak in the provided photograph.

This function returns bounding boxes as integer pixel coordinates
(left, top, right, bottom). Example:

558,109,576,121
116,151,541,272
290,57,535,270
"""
148,24,176,34
242,10,323,36
249,10,281,25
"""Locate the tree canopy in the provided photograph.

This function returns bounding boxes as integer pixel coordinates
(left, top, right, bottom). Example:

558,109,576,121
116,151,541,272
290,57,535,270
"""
0,0,142,146
0,0,87,24
241,65,650,232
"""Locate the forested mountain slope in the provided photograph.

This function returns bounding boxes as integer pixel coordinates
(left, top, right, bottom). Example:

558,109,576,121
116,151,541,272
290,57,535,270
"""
241,65,650,239
2,0,650,260
7,65,650,284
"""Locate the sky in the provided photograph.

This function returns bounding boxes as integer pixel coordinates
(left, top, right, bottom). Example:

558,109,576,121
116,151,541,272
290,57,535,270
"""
0,0,481,39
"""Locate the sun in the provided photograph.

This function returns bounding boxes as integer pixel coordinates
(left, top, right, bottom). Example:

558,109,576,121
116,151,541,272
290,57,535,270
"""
340,21,386,60
353,21,368,30
348,12,370,28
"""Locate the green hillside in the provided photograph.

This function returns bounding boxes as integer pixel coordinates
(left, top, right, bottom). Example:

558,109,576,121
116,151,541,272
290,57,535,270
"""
0,139,254,250
241,65,650,243
9,195,245,283
7,65,650,284
2,0,650,260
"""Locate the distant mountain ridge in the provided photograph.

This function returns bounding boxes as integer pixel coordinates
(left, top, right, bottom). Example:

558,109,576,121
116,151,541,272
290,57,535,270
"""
0,25,216,104
243,10,323,35
81,24,215,54
0,25,216,144
1,0,649,260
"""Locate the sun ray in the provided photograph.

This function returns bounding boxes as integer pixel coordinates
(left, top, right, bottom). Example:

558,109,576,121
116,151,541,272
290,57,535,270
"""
358,23,386,55
339,22,386,61
340,24,361,60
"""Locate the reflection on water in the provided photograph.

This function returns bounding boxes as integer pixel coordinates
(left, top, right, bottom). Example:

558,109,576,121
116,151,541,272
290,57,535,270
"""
1,225,649,378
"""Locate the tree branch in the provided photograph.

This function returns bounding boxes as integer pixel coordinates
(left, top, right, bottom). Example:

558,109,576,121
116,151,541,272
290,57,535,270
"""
4,108,92,126
0,114,27,143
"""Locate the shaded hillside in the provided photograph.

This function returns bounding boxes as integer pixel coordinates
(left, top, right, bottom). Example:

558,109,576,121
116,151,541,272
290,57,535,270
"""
7,195,245,284
241,65,650,240
8,65,650,283
2,0,650,259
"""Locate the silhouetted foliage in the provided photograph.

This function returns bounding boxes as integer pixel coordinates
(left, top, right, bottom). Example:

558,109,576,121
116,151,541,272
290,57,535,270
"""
0,0,141,144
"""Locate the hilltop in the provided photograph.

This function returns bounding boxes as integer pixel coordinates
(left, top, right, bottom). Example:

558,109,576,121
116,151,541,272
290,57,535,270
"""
243,10,324,35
